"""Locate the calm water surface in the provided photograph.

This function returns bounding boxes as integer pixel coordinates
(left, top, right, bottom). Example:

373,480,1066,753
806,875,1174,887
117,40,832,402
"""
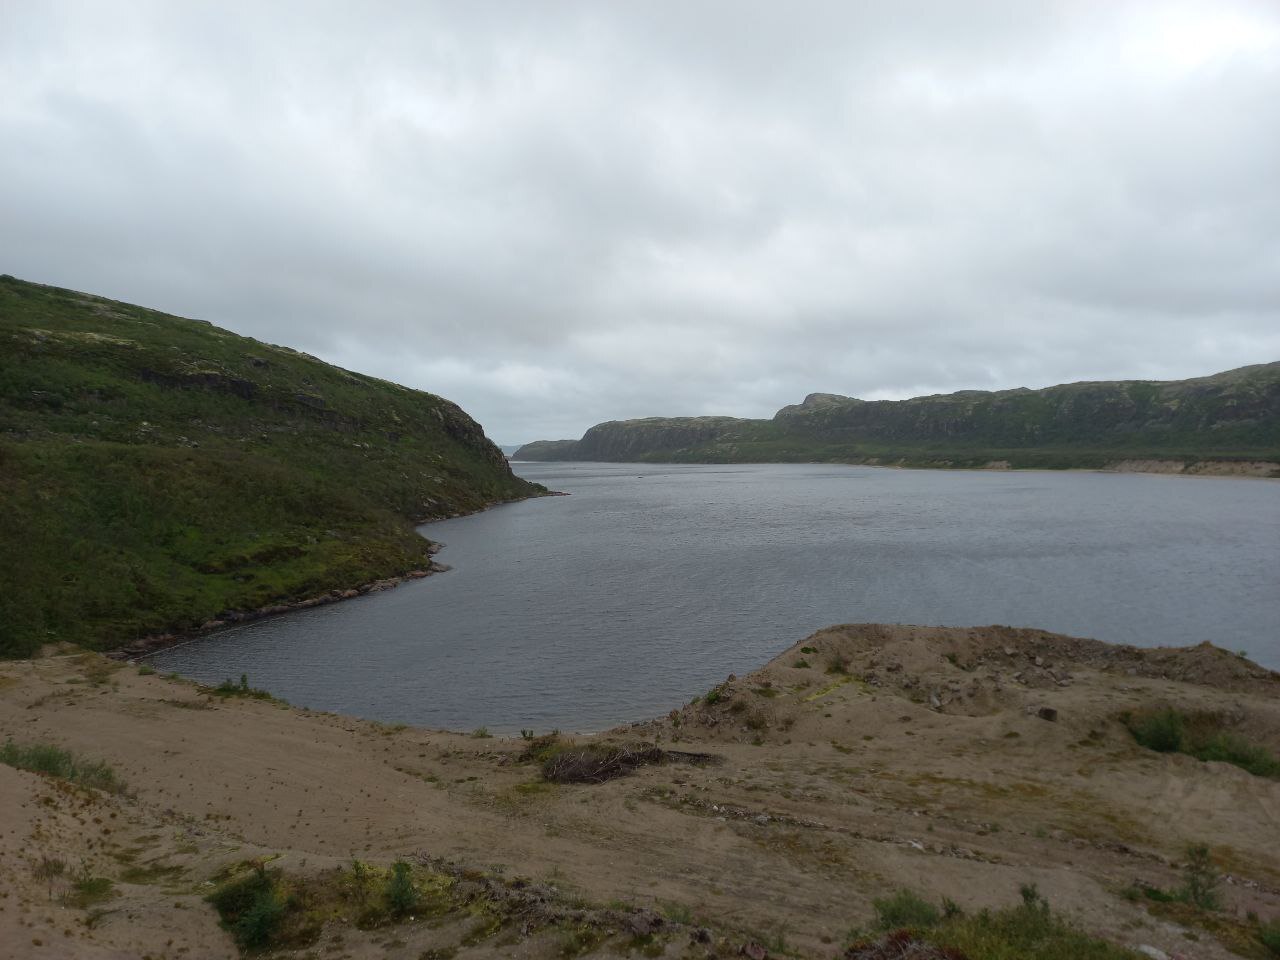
149,463,1280,732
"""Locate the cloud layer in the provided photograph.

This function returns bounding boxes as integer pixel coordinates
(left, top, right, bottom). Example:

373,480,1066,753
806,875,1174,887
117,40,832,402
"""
4,1,1279,441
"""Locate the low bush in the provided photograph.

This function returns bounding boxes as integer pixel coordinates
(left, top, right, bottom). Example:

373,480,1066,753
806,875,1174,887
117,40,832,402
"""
1125,708,1184,753
1260,918,1280,956
208,864,286,949
385,860,417,918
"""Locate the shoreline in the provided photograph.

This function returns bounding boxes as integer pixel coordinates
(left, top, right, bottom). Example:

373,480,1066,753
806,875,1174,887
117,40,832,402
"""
107,488,566,662
512,456,1280,478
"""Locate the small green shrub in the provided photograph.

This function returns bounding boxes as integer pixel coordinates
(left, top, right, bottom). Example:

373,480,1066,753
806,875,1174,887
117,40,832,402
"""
385,860,417,918
793,659,811,669
1125,709,1184,753
1180,844,1220,911
872,889,941,929
207,864,286,949
471,727,492,739
1259,918,1280,956
137,664,156,676
235,886,286,948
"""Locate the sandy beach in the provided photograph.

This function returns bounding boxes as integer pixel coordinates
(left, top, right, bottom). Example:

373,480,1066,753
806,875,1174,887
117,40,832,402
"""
1,624,1277,959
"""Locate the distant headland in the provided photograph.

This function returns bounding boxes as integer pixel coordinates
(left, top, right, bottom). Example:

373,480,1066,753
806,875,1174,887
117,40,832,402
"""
513,363,1280,476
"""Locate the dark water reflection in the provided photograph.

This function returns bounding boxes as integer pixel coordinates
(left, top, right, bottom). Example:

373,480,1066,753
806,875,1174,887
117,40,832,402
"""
149,463,1279,732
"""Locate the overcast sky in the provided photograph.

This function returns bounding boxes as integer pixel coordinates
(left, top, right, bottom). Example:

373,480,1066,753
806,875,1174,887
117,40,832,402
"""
3,1,1279,443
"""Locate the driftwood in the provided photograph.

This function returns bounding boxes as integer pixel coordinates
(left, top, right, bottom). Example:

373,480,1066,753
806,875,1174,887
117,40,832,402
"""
540,744,722,784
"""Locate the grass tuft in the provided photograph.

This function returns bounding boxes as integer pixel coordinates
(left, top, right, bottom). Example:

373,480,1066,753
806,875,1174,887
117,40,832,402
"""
0,739,125,792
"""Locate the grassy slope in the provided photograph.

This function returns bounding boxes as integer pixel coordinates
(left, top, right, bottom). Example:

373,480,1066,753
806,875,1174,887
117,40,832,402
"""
0,275,541,657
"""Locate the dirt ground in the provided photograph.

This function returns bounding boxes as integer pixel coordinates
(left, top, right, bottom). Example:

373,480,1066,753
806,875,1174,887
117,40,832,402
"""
1,623,1277,959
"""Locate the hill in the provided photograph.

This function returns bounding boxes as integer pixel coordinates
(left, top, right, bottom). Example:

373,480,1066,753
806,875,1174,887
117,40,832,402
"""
0,275,543,657
513,364,1280,471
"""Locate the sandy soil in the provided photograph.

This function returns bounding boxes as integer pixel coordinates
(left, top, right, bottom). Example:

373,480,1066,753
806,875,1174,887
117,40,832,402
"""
1,624,1277,959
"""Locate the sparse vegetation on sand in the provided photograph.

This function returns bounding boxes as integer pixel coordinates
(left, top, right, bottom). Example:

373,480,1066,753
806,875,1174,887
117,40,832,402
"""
848,884,1141,959
205,673,281,703
0,738,125,793
1123,707,1280,778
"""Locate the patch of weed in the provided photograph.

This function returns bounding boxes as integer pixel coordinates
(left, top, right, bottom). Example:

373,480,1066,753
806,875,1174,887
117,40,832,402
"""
63,874,115,909
1122,708,1279,778
872,889,941,929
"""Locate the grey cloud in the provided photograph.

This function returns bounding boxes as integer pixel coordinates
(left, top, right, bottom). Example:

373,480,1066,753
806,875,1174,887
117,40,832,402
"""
3,0,1278,444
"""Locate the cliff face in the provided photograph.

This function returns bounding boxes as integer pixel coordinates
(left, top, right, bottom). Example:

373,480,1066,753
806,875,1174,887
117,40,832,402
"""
0,275,543,655
514,363,1280,467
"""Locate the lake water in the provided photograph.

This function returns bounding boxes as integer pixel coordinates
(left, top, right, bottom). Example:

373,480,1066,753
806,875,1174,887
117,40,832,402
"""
148,463,1280,733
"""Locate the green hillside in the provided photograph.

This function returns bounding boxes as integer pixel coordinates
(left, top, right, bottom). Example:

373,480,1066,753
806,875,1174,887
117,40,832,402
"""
0,275,543,657
514,364,1280,469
